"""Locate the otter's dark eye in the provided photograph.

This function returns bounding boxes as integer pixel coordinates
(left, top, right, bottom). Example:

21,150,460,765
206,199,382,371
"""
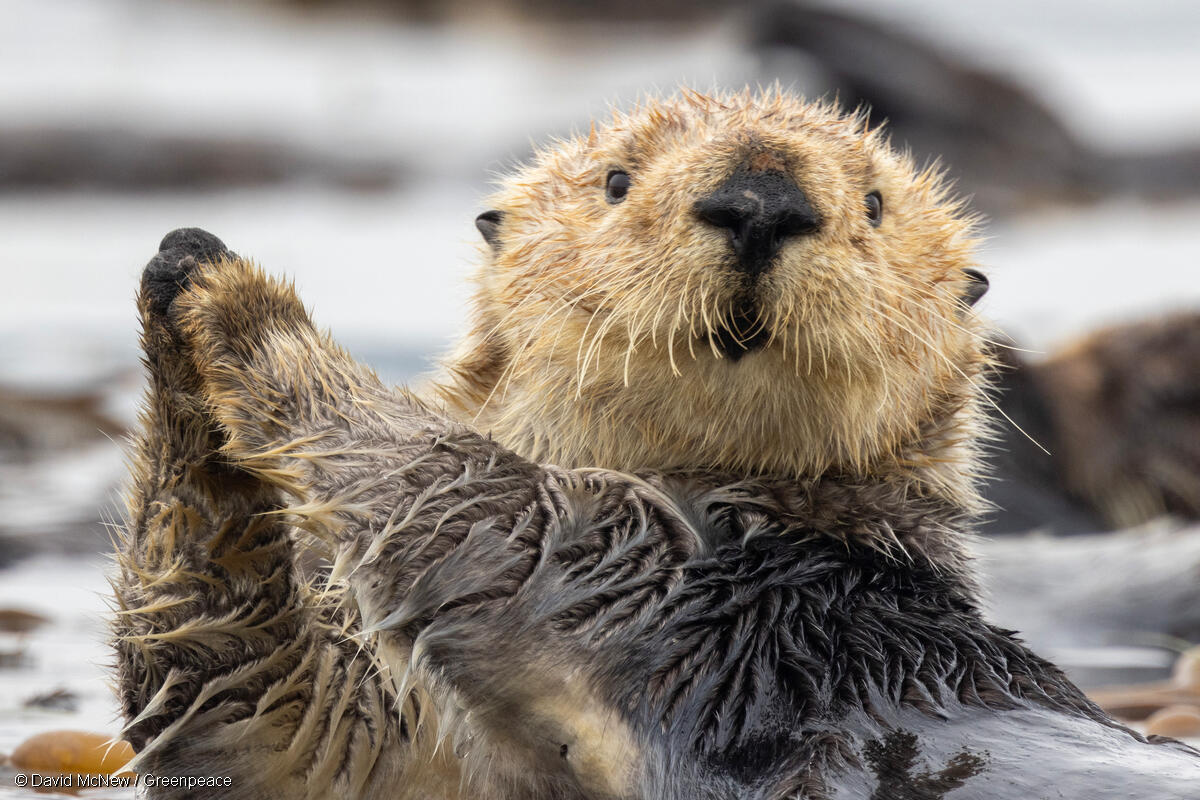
865,191,883,226
606,171,631,204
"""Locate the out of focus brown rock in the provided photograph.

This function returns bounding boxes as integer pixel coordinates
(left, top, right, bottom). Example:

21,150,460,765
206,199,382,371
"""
0,607,50,635
9,731,133,776
0,386,124,455
1146,705,1200,739
1090,647,1200,721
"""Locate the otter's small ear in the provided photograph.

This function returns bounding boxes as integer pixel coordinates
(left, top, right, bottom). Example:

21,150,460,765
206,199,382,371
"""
475,210,503,251
963,269,989,307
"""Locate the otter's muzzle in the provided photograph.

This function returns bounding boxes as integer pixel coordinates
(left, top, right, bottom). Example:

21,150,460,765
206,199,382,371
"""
694,168,819,278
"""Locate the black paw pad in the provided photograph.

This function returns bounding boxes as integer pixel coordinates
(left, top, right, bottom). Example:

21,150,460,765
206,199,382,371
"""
142,228,234,320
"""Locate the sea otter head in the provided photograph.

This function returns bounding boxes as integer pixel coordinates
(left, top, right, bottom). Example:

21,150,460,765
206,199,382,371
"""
436,88,990,507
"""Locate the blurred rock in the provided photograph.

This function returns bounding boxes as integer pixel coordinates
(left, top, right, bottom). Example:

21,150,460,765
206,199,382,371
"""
0,609,49,671
9,730,133,776
0,608,51,635
23,688,80,713
0,382,131,568
1145,705,1200,738
1087,647,1200,721
0,126,405,192
0,649,29,669
264,0,729,23
985,311,1200,534
0,386,125,455
750,3,1200,217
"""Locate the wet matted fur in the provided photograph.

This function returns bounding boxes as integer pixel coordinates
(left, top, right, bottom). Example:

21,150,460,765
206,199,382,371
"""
112,91,1200,799
113,235,1200,798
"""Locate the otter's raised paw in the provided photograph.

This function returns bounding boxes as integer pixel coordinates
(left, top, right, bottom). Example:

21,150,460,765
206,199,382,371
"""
141,227,234,321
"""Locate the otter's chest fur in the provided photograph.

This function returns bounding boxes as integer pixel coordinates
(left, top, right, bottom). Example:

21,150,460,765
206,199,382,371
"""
378,465,1198,799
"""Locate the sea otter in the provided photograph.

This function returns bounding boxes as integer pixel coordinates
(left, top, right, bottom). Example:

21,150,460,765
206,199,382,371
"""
112,90,1200,798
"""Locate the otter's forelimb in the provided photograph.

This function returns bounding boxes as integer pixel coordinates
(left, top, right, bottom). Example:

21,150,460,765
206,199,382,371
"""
113,230,405,799
116,229,576,799
116,229,646,799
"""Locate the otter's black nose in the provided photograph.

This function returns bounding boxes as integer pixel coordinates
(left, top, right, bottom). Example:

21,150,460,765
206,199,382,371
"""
694,169,819,277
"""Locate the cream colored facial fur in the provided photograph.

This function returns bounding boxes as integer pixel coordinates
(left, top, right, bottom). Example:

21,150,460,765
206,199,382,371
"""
434,89,988,508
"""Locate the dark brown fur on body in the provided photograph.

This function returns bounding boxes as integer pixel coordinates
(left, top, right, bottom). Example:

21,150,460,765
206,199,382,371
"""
113,231,1200,799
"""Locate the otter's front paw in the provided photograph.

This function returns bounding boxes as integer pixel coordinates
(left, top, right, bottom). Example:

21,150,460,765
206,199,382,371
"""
138,227,318,415
141,227,235,323
135,229,239,460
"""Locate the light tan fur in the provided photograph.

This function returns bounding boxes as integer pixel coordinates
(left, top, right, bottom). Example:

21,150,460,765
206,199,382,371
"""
432,88,990,512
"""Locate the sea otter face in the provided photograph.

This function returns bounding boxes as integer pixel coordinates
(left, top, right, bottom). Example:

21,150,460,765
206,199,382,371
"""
443,89,989,481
